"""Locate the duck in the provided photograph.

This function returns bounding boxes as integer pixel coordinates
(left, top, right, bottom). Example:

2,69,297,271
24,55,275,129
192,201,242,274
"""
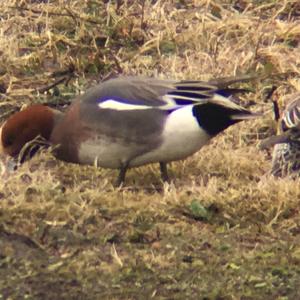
260,93,300,177
0,76,260,185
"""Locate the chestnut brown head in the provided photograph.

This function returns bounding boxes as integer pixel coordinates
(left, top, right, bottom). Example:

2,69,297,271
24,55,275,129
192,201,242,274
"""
0,105,62,157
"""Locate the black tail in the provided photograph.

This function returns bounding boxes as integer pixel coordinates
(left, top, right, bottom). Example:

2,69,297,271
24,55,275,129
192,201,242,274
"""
193,103,259,136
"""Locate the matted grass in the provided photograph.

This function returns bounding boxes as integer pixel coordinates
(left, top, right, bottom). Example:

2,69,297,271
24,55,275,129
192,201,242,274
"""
1,1,300,299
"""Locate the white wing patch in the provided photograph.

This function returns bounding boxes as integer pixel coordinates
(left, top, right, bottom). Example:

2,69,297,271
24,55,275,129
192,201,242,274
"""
98,97,182,111
98,99,152,111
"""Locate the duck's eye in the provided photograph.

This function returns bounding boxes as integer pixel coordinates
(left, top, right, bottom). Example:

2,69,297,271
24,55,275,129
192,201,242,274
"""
4,135,15,147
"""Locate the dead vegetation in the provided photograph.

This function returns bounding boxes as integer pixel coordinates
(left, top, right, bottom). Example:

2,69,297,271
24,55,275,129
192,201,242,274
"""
1,0,300,299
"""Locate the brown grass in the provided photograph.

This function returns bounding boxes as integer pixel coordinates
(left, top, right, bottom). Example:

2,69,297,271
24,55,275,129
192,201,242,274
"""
1,0,300,299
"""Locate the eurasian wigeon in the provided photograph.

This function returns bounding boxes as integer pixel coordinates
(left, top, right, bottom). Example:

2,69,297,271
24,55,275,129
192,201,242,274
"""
0,76,260,185
260,93,300,177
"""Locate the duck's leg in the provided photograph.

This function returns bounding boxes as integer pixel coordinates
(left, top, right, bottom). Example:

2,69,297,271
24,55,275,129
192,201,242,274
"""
159,162,170,182
116,165,128,187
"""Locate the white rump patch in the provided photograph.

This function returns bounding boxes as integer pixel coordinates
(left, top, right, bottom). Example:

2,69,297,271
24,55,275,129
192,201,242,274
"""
98,99,152,111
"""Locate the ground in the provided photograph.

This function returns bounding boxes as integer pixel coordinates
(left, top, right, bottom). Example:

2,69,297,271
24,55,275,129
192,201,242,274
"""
1,1,300,299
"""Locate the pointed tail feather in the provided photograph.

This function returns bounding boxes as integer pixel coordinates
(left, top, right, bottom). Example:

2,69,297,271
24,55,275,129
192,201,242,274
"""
231,111,263,121
208,74,259,88
217,87,253,97
210,92,261,114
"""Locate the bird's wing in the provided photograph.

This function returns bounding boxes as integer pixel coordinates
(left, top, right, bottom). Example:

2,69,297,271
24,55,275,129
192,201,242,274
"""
82,76,254,112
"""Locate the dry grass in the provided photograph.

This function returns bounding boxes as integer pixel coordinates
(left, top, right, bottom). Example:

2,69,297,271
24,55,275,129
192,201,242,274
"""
1,0,300,299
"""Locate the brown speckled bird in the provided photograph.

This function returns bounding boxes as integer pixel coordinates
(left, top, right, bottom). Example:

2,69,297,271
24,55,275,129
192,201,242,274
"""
261,93,300,177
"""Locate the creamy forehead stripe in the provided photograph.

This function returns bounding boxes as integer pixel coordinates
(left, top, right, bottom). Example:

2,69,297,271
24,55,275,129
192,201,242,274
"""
98,99,153,111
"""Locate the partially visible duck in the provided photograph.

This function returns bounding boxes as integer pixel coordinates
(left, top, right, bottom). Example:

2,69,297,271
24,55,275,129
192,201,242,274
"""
260,93,300,177
0,76,259,185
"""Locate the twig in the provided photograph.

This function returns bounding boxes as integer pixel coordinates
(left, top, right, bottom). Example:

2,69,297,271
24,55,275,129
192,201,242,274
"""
109,51,123,74
37,64,75,93
272,98,280,122
37,77,67,94
9,5,102,25
140,0,146,29
265,86,280,121
50,64,75,78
